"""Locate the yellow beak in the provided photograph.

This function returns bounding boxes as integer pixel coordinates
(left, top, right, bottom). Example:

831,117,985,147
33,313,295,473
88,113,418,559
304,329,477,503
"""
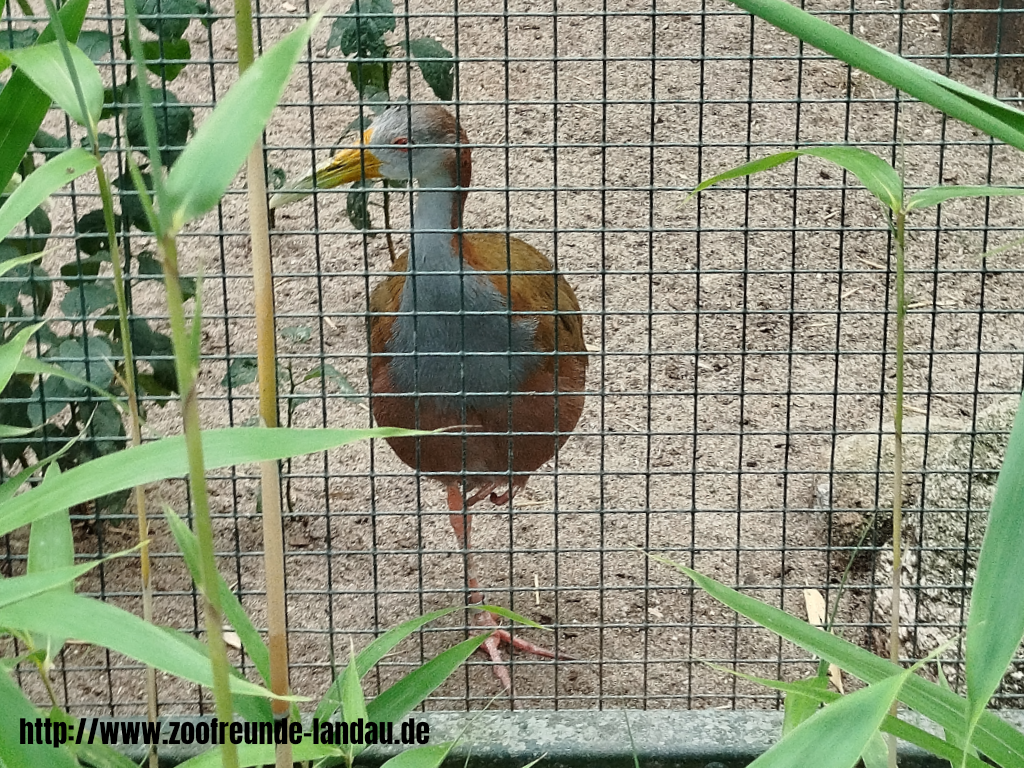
269,128,381,209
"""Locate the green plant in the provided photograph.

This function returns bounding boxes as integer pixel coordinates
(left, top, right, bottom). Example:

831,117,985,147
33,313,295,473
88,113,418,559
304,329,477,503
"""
0,0,208,519
318,0,455,260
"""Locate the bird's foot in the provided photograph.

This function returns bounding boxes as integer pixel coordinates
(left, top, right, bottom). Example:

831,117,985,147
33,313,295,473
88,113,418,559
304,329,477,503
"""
473,610,572,690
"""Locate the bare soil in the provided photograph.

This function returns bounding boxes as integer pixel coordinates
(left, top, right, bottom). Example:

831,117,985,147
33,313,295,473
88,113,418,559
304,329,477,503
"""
5,0,1024,716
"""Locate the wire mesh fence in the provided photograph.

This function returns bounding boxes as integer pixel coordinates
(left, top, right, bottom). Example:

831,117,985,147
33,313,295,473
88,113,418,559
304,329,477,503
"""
2,0,1024,718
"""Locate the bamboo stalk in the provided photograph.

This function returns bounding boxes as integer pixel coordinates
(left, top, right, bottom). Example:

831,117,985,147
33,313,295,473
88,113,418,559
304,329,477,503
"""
232,0,293,764
39,2,159,762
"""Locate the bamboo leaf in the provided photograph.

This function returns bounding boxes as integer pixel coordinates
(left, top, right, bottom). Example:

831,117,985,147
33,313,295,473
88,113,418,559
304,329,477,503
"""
174,741,340,768
26,463,73,669
747,673,908,768
0,561,112,610
0,322,46,394
726,0,1024,152
0,252,43,279
379,742,457,768
965,393,1024,730
0,0,89,194
859,732,890,768
163,506,272,687
162,12,324,231
0,148,97,242
693,146,902,212
646,553,1024,767
0,669,82,768
782,675,826,736
906,185,1024,211
365,635,490,731
0,426,422,538
0,42,103,127
340,643,370,763
0,591,290,699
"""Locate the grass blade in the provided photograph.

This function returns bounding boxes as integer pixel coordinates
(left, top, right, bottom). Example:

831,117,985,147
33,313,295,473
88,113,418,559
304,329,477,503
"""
0,148,97,242
906,185,1024,211
966,393,1024,728
162,12,324,231
0,561,116,610
0,426,422,537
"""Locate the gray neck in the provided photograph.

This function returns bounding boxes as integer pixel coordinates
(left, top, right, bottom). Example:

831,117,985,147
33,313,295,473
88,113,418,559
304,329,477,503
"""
410,171,459,272
386,169,541,408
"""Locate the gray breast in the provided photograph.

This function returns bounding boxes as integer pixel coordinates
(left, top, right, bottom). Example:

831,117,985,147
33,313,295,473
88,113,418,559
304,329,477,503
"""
385,270,540,413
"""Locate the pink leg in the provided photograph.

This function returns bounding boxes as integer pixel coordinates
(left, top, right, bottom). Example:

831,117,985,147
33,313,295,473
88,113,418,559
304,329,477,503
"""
446,485,569,691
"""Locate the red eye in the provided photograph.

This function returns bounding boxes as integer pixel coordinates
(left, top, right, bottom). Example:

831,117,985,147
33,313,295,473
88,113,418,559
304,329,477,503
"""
393,137,409,148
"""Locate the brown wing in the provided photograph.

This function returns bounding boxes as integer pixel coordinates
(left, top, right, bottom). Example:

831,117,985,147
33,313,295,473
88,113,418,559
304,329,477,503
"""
462,233,587,359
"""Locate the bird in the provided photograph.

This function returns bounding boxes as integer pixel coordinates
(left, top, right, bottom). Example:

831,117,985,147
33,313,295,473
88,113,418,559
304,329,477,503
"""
271,103,588,689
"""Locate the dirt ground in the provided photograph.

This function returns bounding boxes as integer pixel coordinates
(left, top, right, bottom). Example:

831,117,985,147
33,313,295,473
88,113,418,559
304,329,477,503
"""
5,0,1024,717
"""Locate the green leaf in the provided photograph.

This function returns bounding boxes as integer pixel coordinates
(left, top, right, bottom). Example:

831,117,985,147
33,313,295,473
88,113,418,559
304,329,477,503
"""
221,357,258,388
0,28,40,50
316,605,466,721
906,184,1024,211
59,280,117,316
32,128,71,157
693,146,903,213
346,60,391,97
16,355,121,405
859,732,889,768
781,674,826,736
402,37,453,101
76,30,113,61
748,673,908,768
0,591,286,699
326,0,395,57
0,251,43,279
0,42,104,127
116,168,156,231
0,424,35,437
163,506,272,686
725,0,1024,153
280,325,312,344
161,12,324,232
0,321,45,394
379,742,457,768
0,148,97,243
0,669,82,768
347,181,374,230
26,462,73,670
0,0,89,194
303,363,360,396
339,643,369,763
124,86,194,167
366,634,489,727
965,393,1024,731
140,37,191,80
174,741,340,768
647,553,1024,767
74,208,118,255
137,0,201,41
60,252,107,283
50,336,115,394
0,425,423,537
80,131,115,154
0,560,112,610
